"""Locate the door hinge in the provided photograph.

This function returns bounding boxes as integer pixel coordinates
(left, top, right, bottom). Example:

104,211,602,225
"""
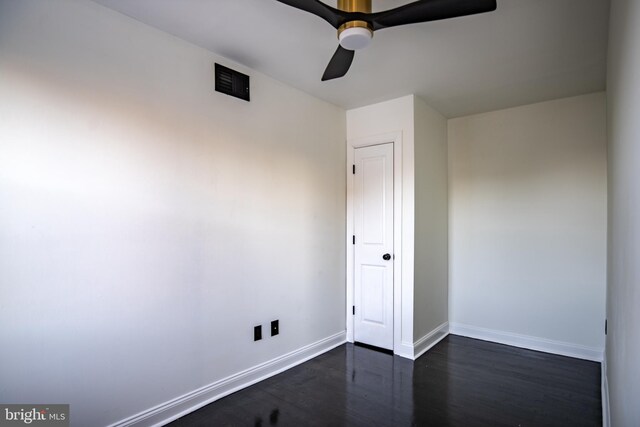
352,235,355,245
605,319,608,335
352,306,355,315
352,164,355,174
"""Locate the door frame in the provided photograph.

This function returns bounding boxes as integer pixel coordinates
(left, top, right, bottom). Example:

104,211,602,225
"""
346,131,403,354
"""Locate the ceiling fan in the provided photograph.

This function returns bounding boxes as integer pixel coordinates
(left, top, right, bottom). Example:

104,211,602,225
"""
275,0,497,81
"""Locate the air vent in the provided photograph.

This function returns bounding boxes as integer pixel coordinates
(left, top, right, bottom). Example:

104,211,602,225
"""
215,63,250,102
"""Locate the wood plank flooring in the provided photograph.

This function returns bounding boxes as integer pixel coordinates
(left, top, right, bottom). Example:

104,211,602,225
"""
168,335,602,426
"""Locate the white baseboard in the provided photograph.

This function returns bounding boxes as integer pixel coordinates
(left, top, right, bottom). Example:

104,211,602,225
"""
394,341,415,360
414,321,449,359
449,322,604,362
107,331,346,427
602,356,610,427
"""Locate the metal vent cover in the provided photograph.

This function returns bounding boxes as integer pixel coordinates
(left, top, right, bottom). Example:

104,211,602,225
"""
215,63,250,102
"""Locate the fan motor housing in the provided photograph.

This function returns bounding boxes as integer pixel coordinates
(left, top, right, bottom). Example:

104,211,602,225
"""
337,0,373,50
337,0,371,14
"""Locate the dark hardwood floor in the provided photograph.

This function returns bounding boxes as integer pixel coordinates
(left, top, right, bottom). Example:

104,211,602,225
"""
169,335,602,426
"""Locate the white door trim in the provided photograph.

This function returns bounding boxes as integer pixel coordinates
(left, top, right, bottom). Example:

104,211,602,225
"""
346,131,403,355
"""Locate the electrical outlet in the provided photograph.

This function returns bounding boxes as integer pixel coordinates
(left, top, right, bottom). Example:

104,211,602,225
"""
271,320,279,336
254,325,262,341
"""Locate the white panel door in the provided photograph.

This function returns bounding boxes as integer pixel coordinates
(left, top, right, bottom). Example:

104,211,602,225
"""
354,143,394,350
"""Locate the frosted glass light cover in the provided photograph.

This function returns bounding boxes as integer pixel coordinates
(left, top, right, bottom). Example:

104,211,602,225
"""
339,27,373,50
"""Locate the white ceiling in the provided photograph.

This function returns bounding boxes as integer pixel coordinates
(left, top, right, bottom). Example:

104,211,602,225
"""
91,0,610,117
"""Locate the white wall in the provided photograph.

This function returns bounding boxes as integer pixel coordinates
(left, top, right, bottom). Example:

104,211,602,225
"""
346,95,415,356
413,97,448,342
0,1,346,426
448,93,607,357
606,0,640,424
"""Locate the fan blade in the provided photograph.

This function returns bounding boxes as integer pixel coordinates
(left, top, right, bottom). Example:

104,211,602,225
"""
274,0,347,29
370,0,497,30
322,46,355,81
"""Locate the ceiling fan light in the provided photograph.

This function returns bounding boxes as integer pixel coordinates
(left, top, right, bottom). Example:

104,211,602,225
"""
338,27,373,50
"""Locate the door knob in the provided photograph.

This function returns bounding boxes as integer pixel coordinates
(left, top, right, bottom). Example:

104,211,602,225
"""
382,253,391,261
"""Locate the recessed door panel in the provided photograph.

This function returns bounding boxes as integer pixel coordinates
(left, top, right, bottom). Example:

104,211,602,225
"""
361,265,386,325
362,157,386,244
